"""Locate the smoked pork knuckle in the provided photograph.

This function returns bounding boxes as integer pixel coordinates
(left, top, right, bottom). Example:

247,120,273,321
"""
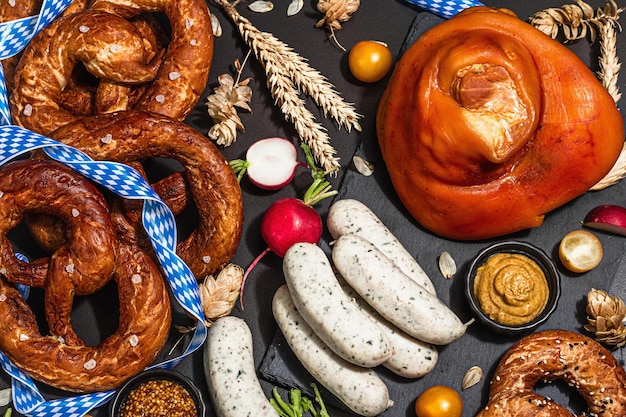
376,7,625,240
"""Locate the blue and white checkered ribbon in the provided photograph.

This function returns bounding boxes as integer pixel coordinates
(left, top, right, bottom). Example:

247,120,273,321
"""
0,1,207,416
403,0,484,19
0,0,75,126
0,116,208,417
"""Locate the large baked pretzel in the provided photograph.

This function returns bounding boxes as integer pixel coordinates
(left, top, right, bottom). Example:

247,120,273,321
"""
476,329,626,417
49,110,244,279
0,159,171,392
10,0,213,135
0,0,43,92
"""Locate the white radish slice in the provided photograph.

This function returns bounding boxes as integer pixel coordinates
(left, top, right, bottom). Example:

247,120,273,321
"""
245,137,303,190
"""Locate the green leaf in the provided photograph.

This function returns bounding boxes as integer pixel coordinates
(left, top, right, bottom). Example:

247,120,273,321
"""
271,388,296,417
312,383,331,417
228,159,249,183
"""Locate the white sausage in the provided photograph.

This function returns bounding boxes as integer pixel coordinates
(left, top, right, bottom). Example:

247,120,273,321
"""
338,276,438,378
332,234,470,345
203,316,279,417
327,198,436,295
282,242,392,367
272,285,394,417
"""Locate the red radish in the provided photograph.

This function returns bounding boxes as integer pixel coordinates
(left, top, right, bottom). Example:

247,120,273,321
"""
583,204,626,236
230,137,305,190
239,197,323,308
261,198,323,257
239,143,337,308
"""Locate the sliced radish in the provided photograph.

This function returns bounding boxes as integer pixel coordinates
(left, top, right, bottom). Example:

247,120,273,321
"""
583,204,626,236
245,137,303,190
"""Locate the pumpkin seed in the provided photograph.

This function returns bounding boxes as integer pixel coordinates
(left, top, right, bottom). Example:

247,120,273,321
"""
353,155,374,176
438,251,457,279
462,366,483,390
249,0,273,13
287,0,303,16
210,14,222,37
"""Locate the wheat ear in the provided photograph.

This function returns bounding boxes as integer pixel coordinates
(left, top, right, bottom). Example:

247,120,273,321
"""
214,0,365,172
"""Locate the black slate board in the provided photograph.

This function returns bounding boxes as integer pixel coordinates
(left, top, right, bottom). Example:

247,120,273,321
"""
258,9,626,417
2,1,625,416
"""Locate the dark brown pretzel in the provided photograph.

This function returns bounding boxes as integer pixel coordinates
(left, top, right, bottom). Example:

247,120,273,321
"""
91,0,213,117
57,12,170,117
0,159,171,392
0,0,43,92
0,160,117,346
50,110,244,279
476,329,626,417
10,0,212,135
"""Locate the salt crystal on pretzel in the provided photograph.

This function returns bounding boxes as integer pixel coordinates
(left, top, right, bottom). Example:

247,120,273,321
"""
0,159,172,393
10,0,213,135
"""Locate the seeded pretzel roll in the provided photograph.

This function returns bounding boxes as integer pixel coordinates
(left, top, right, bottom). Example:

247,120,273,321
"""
476,329,626,417
10,0,212,135
0,159,171,392
50,110,244,279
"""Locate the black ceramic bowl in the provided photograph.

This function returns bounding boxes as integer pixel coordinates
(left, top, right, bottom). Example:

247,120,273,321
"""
465,241,561,336
109,369,206,417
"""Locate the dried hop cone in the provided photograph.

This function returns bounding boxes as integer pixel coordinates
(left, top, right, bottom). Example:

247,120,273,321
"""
585,288,626,347
316,0,360,31
198,263,244,326
206,73,252,146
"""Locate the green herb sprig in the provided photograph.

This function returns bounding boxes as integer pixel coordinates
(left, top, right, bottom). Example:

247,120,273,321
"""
270,383,331,417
